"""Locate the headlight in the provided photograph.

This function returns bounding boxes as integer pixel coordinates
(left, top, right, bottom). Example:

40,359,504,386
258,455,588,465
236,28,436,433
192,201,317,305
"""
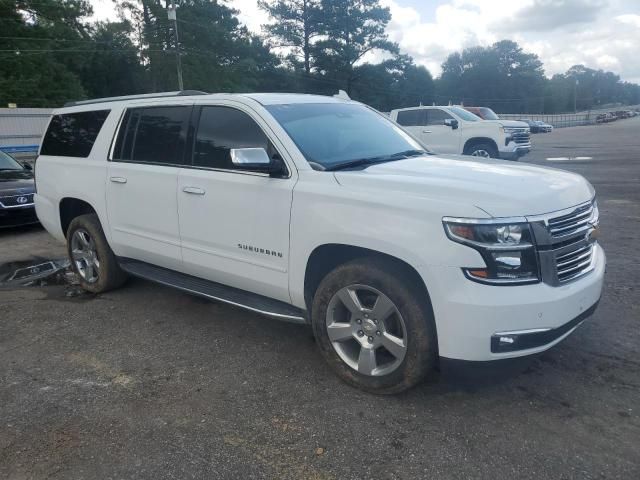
443,218,540,285
501,126,528,135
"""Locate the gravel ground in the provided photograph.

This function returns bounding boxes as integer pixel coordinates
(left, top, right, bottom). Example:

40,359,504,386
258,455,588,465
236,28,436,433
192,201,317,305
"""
1,118,639,479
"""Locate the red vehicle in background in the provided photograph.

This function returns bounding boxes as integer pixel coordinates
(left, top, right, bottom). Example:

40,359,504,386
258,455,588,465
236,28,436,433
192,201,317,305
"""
463,106,501,120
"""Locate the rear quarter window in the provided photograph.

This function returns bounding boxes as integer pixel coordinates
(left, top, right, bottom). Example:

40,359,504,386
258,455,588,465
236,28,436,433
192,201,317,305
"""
40,110,110,158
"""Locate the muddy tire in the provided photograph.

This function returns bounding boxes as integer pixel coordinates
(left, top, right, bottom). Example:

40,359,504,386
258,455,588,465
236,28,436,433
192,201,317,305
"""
311,258,437,394
66,214,127,293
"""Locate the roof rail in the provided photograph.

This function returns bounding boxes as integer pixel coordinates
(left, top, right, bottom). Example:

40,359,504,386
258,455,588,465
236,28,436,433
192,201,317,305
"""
63,90,208,108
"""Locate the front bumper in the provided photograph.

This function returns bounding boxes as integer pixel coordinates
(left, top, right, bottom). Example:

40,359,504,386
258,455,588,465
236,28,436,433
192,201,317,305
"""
419,244,605,362
0,204,39,228
499,145,531,160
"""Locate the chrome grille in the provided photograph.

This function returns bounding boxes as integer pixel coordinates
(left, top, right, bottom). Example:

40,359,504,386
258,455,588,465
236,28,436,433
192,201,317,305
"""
528,199,599,286
555,242,594,283
547,202,596,238
512,129,530,145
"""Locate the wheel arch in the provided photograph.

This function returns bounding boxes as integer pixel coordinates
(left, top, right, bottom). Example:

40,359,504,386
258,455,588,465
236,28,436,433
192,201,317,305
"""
59,197,98,237
463,137,499,155
304,243,434,316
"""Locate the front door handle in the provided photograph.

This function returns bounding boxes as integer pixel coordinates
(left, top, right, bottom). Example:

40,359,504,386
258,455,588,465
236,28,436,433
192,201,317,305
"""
110,176,127,184
422,130,432,133
183,186,206,195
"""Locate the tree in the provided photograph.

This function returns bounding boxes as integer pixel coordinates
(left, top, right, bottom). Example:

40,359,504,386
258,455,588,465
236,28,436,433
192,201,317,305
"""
258,0,322,75
118,0,282,93
0,0,94,106
437,40,545,113
314,0,398,95
80,20,148,98
350,55,434,111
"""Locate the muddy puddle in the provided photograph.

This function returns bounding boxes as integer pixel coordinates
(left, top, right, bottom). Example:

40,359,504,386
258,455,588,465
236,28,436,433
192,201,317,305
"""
0,257,91,298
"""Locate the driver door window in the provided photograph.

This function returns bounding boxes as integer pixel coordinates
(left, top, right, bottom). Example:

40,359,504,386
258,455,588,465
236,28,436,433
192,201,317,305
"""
193,106,279,172
426,109,455,126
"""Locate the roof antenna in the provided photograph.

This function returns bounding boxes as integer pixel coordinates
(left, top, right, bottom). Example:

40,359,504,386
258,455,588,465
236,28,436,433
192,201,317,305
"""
334,90,350,100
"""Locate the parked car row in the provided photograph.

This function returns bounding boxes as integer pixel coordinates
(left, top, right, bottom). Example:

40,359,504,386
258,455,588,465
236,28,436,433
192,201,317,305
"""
596,110,638,123
517,119,553,133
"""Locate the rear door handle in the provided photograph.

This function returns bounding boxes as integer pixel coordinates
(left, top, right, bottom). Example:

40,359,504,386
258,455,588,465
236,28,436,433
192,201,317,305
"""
183,186,205,195
110,176,127,184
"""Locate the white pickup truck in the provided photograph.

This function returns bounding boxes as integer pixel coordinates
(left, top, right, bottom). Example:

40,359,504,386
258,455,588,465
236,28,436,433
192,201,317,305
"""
390,105,531,160
35,92,604,393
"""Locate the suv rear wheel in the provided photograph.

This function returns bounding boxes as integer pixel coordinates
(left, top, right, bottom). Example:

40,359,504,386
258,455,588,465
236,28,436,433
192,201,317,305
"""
66,214,127,293
311,258,437,394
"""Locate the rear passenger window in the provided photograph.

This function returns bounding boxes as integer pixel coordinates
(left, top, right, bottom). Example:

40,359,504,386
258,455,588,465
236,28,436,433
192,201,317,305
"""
193,106,272,170
113,106,190,165
395,109,426,126
41,110,110,158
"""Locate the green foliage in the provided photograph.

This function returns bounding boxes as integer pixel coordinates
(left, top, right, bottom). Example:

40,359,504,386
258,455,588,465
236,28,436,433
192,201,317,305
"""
0,0,94,106
258,0,322,74
314,0,398,95
351,55,434,111
438,40,546,113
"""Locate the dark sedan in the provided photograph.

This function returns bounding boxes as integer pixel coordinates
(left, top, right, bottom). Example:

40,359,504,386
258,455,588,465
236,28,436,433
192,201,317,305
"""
0,150,38,228
518,119,542,133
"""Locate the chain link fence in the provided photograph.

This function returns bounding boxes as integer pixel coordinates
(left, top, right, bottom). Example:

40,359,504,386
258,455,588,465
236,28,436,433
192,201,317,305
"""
499,105,640,128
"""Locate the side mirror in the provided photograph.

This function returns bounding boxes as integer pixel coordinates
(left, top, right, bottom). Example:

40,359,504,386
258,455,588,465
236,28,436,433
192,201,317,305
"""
22,162,33,171
230,147,270,167
444,119,459,130
230,148,287,178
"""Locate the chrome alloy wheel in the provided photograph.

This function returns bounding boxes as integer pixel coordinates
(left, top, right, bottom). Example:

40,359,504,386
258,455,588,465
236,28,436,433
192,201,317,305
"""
471,149,491,158
71,228,100,283
325,285,408,376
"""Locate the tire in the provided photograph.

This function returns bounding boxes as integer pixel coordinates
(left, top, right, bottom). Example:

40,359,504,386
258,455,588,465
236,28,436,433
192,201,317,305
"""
464,142,498,159
311,258,437,394
66,213,127,293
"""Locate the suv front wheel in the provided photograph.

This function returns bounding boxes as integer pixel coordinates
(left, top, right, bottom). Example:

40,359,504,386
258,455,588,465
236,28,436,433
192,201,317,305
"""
465,142,498,158
311,258,437,394
66,214,127,293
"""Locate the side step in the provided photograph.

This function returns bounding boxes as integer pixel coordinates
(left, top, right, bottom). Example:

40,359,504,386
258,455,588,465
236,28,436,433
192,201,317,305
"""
118,258,307,324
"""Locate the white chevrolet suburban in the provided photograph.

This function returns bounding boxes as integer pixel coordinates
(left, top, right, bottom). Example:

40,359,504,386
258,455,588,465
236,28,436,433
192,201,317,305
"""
35,91,604,393
390,105,531,160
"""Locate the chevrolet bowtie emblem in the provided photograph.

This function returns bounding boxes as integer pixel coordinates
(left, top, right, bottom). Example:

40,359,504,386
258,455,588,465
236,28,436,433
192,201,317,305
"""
587,224,600,242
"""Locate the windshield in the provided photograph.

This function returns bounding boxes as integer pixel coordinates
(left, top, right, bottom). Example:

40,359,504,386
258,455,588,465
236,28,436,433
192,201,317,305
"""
479,108,500,120
448,107,481,122
266,103,426,170
0,151,23,170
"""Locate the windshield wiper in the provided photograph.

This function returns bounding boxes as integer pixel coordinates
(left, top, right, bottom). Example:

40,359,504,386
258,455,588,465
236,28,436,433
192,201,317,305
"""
326,149,429,171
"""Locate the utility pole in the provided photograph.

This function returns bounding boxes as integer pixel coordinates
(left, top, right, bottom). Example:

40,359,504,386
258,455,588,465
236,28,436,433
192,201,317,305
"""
574,78,578,113
168,0,184,91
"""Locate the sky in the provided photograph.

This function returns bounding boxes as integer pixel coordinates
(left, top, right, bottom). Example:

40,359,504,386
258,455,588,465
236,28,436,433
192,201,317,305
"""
91,0,640,83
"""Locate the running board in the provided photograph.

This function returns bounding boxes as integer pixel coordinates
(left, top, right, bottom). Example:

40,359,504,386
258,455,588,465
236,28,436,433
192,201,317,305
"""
118,258,307,324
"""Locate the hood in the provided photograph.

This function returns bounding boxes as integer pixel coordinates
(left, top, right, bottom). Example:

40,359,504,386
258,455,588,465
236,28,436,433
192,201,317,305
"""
333,155,594,217
0,170,35,196
497,120,529,128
